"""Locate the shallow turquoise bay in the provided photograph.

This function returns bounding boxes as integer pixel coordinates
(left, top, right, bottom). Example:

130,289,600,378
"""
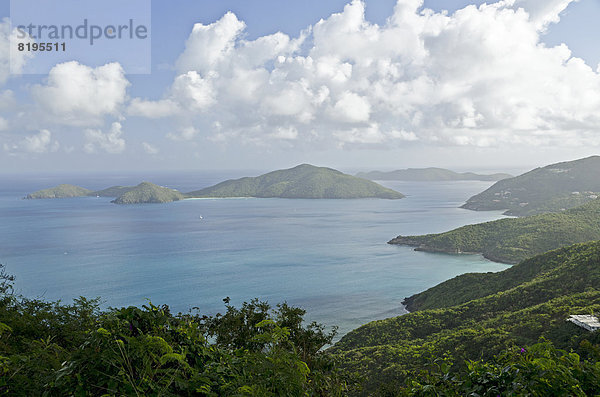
0,173,509,337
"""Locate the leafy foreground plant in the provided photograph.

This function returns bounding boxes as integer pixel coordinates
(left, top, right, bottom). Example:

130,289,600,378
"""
402,339,600,396
0,265,345,396
3,260,600,396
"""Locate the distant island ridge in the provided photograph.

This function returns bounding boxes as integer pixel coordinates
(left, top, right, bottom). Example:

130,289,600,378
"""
356,167,512,181
25,184,94,199
187,164,404,200
25,164,405,204
461,155,600,216
25,182,183,204
111,182,185,204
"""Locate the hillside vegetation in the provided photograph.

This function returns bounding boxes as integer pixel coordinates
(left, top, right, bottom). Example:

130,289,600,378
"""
187,164,405,199
401,339,600,396
330,241,600,394
25,184,93,199
356,167,511,181
462,155,600,216
91,185,136,197
389,197,600,264
111,182,185,204
402,234,600,311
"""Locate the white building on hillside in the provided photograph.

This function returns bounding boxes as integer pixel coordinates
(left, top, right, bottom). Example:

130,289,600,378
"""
567,315,600,332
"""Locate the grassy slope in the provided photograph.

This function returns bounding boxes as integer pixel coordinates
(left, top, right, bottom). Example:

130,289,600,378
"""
187,164,405,199
111,182,184,204
462,155,600,216
356,168,512,182
25,184,93,199
330,241,600,394
389,198,600,264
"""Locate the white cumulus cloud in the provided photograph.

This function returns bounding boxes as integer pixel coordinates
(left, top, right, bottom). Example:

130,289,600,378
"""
84,122,126,154
3,129,60,154
167,126,201,141
32,62,130,126
128,98,180,118
176,12,246,75
142,142,159,154
0,18,35,85
513,0,577,30
171,71,216,111
331,92,371,123
22,129,59,153
128,0,596,149
127,71,215,118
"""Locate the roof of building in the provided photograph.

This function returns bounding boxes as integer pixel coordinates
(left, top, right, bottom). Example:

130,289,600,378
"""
568,315,600,331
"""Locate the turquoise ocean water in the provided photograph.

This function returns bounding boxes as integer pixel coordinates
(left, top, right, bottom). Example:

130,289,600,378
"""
0,172,510,337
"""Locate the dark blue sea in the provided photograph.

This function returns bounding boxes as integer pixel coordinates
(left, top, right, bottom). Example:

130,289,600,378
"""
0,171,510,337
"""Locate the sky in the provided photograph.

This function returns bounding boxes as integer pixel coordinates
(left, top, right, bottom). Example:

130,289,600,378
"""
1,0,600,174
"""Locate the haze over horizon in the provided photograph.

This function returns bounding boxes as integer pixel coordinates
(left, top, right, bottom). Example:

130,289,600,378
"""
2,0,600,173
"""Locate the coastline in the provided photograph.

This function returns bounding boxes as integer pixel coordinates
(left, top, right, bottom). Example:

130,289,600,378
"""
4,176,510,341
184,196,256,200
389,238,518,265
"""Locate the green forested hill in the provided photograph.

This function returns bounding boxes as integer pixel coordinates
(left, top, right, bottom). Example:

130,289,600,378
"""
330,241,600,394
25,183,182,204
462,156,600,216
402,236,600,311
25,184,93,199
24,164,404,203
389,198,600,264
356,167,512,181
187,164,405,199
90,186,135,197
111,182,184,204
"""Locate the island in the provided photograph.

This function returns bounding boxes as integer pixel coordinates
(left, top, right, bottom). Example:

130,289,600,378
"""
25,184,93,199
25,184,136,199
462,155,600,216
330,240,600,392
356,167,512,181
111,182,185,204
91,186,136,197
186,164,405,199
388,197,600,264
25,164,406,204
